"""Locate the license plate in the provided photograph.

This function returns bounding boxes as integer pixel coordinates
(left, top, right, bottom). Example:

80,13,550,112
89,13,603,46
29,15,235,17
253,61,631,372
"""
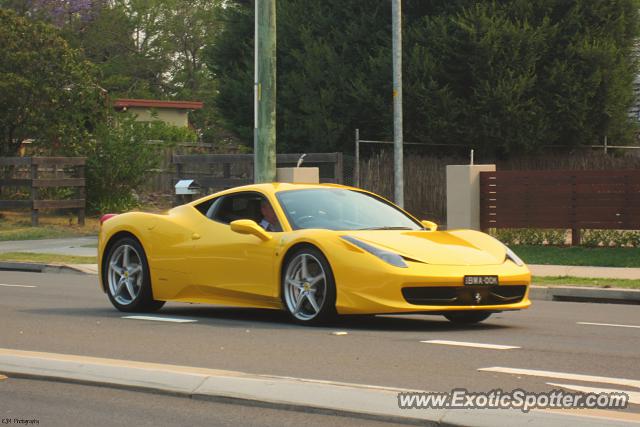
464,275,498,286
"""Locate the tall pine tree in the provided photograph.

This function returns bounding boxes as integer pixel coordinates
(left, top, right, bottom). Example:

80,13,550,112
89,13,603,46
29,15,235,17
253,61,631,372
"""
206,0,640,156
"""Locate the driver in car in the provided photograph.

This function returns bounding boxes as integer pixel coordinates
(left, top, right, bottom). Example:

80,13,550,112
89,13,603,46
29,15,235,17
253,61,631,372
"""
259,199,282,232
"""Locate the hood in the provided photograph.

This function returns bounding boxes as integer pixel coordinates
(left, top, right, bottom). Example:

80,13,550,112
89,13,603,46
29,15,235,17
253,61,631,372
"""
341,229,507,266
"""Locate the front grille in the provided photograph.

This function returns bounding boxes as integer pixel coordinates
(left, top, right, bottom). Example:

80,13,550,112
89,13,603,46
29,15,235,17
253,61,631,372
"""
401,285,527,306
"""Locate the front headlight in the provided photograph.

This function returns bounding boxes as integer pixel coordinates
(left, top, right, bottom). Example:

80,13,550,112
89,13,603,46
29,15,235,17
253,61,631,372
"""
341,236,408,268
504,245,525,266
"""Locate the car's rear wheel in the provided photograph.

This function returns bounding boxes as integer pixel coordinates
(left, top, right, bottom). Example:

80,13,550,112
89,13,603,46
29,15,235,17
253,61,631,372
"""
104,236,164,312
444,311,491,324
282,247,336,324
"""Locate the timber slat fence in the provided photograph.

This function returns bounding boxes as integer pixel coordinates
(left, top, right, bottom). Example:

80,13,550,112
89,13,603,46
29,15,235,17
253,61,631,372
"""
0,157,86,226
480,170,640,245
173,152,343,193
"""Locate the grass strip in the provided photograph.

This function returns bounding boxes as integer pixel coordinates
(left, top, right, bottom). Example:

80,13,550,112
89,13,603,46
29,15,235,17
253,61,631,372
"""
533,276,640,289
0,252,97,264
515,245,640,268
0,212,99,241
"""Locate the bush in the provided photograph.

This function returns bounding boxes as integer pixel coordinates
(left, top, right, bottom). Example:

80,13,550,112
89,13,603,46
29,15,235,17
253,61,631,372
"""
83,115,196,213
490,228,640,247
142,117,198,143
581,230,640,248
491,228,568,246
622,231,640,247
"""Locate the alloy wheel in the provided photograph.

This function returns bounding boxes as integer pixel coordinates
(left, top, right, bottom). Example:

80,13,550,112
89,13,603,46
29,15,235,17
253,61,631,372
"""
107,244,143,306
283,253,327,321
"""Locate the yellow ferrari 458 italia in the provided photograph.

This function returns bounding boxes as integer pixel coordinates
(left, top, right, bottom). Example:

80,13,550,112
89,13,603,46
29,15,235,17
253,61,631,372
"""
98,183,531,324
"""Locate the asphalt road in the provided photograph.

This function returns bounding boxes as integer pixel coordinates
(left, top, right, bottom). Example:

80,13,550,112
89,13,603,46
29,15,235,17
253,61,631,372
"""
0,377,406,427
1,270,639,423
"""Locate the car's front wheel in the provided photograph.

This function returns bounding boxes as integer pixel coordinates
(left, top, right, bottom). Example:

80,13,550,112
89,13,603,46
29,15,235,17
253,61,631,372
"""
444,311,492,324
104,236,164,312
281,247,336,324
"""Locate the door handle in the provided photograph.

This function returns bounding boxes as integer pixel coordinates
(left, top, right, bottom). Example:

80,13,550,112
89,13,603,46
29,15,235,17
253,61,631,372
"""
192,233,201,240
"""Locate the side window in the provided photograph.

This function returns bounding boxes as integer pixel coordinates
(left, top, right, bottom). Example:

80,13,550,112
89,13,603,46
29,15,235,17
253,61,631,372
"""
211,193,264,224
195,197,218,217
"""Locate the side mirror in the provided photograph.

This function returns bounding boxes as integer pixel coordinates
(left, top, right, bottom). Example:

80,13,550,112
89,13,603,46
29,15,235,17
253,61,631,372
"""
421,220,438,231
230,219,271,241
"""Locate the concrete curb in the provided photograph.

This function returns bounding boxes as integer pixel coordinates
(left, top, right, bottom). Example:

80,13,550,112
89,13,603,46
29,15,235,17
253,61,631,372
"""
0,261,89,275
529,285,640,305
0,348,632,427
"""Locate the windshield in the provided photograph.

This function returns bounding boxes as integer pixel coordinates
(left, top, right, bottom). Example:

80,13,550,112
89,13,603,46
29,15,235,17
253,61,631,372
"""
276,188,422,231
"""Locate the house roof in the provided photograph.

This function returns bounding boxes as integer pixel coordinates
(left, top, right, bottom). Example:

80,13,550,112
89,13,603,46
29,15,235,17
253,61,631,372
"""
113,98,204,110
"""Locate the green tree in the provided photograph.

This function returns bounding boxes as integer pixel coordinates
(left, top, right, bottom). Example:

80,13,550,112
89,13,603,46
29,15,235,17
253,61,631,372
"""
4,0,225,142
406,0,639,155
207,0,640,156
160,0,223,142
204,1,254,142
59,0,169,98
0,8,103,155
206,0,392,153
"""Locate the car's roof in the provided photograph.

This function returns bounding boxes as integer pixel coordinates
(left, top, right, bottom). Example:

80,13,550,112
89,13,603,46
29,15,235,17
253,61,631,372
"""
188,182,358,206
242,182,351,192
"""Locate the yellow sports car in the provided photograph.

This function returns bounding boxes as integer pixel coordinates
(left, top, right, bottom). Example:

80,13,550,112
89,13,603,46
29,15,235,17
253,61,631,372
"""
98,183,531,324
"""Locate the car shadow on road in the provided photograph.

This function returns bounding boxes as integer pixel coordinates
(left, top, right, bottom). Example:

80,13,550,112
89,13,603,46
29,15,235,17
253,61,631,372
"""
159,304,512,332
335,314,509,332
23,304,514,332
21,305,296,330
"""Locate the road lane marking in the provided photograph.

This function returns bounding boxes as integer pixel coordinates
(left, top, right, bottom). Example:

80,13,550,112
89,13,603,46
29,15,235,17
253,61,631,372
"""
0,348,634,425
0,283,37,288
577,321,640,329
546,382,640,405
540,408,640,424
479,367,640,389
122,315,197,323
421,340,520,350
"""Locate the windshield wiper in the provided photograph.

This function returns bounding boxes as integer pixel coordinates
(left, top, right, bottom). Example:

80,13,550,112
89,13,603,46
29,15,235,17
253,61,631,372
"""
357,226,414,230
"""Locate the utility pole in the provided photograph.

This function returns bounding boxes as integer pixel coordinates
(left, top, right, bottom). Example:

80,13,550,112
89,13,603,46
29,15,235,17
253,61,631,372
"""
392,0,404,207
254,0,277,183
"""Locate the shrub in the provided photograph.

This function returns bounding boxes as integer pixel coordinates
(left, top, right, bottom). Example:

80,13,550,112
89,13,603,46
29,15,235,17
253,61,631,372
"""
83,115,196,213
490,228,640,247
490,228,568,246
582,229,640,248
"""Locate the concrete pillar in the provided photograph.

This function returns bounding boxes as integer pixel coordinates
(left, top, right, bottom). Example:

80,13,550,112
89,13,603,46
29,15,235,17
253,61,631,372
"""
276,167,319,184
446,164,495,230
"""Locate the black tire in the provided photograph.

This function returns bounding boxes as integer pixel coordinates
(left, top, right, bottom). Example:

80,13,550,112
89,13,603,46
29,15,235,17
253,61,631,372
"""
444,311,492,324
103,236,164,313
281,246,337,325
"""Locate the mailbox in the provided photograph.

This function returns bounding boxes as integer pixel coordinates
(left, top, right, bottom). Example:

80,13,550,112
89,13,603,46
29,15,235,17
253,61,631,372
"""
175,179,201,195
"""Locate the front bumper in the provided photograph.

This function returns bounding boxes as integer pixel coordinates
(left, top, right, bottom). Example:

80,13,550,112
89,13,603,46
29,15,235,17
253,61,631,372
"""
332,260,531,315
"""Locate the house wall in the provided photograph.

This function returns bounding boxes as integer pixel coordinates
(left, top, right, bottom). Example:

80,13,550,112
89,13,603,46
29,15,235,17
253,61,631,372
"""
127,107,189,127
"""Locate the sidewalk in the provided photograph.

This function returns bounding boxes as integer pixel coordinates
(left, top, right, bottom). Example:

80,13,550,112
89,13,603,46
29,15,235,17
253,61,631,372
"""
0,347,631,427
0,237,640,280
0,237,638,280
529,264,639,280
0,237,638,303
0,236,97,257
63,264,640,279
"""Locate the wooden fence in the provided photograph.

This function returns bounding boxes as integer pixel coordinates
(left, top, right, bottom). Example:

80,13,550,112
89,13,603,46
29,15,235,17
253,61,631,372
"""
143,141,217,194
0,157,86,226
173,152,344,194
480,170,640,245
